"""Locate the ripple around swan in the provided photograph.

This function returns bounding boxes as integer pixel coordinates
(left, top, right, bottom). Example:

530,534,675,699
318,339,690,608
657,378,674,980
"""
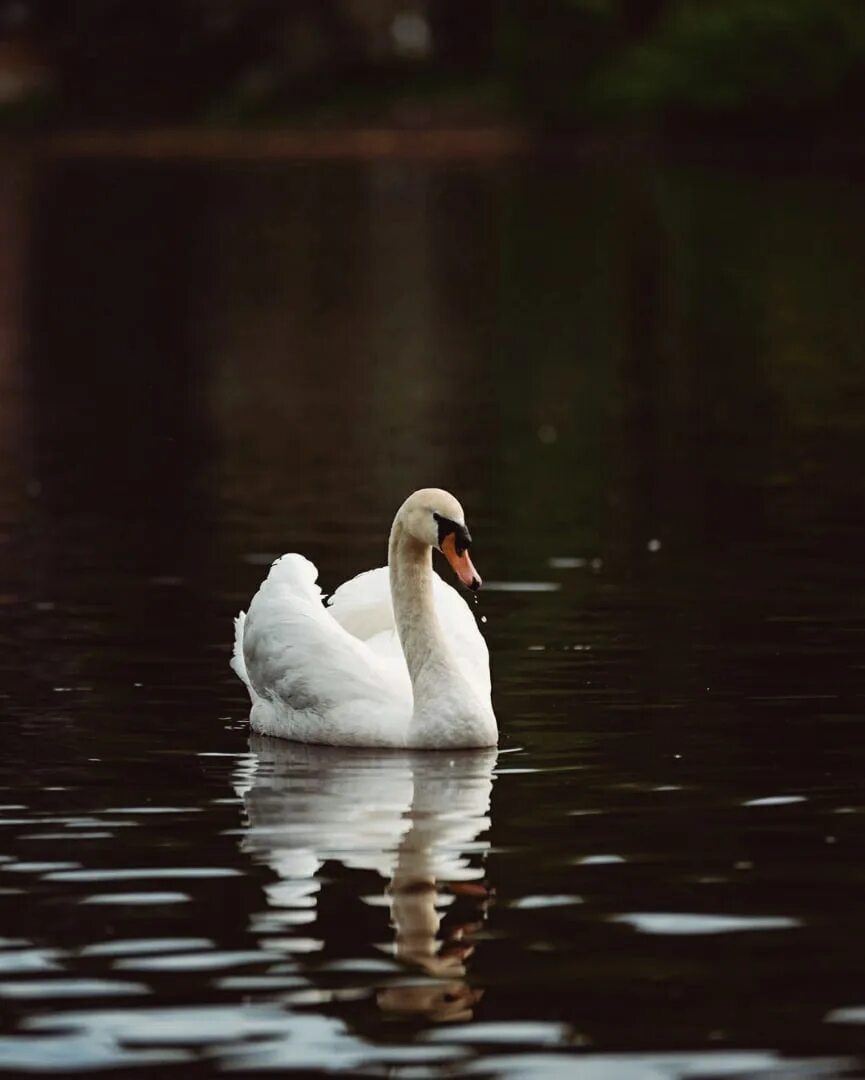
4,861,80,873
44,867,242,882
826,1007,865,1024
742,795,807,807
80,892,192,906
422,1021,572,1046
18,1004,465,1072
483,581,562,593
0,948,63,974
507,895,583,910
611,914,801,935
0,1034,191,1072
112,950,278,973
458,1051,852,1079
80,938,214,957
0,979,151,999
21,1004,298,1045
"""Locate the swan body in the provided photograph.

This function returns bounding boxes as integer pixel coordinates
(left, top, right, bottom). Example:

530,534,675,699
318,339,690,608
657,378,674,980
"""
231,489,497,748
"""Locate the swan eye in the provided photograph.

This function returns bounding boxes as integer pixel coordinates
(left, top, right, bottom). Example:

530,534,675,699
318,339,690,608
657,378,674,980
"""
435,514,472,555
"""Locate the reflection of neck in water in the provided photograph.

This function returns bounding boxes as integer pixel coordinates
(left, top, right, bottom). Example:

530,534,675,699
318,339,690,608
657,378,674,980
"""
238,736,496,1021
380,808,491,1022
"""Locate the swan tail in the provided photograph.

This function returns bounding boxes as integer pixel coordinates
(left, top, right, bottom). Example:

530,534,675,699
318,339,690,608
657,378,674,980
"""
231,555,321,707
230,610,256,700
265,553,322,601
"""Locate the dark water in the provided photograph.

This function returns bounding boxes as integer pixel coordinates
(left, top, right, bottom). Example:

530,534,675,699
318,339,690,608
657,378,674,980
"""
1,151,865,1077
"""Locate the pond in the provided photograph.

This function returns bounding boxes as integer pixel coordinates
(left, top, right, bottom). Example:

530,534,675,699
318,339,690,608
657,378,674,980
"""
0,151,864,1076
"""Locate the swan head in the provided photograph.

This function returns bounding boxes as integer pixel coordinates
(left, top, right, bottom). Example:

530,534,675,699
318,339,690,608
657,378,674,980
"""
398,488,482,591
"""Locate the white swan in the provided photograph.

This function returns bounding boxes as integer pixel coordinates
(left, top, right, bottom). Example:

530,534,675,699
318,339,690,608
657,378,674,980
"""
231,488,497,748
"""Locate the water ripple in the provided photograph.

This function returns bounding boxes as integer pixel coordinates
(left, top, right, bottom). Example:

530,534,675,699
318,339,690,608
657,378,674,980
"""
612,913,801,935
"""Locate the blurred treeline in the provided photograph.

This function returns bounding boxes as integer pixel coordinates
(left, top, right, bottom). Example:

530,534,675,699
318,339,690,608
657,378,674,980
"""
1,0,864,132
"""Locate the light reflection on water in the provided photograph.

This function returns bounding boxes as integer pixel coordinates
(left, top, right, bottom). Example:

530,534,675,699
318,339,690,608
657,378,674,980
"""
0,152,863,1075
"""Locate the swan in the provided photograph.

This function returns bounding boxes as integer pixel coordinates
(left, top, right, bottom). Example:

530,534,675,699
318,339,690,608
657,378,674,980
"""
231,488,497,748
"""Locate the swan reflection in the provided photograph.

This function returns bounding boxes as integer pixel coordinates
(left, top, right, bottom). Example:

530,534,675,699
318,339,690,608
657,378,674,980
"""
237,736,496,1021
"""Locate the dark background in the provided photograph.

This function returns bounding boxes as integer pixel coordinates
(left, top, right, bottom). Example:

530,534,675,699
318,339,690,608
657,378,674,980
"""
2,0,864,141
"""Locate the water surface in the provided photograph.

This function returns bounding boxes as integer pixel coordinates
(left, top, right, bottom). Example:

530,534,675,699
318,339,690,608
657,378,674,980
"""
0,153,864,1076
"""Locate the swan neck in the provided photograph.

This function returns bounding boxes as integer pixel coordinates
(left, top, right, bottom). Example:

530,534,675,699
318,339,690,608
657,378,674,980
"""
388,519,451,684
388,513,496,749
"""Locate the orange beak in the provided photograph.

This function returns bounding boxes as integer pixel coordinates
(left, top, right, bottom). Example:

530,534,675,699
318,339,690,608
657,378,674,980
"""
441,533,482,591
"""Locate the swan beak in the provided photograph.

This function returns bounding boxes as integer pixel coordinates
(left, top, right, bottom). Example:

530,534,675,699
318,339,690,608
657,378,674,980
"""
441,533,482,591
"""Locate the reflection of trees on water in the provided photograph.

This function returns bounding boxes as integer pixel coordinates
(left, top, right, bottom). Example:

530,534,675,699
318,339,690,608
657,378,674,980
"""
0,156,31,519
11,153,865,727
194,157,865,549
189,157,865,724
237,737,495,1022
15,160,220,709
196,161,488,559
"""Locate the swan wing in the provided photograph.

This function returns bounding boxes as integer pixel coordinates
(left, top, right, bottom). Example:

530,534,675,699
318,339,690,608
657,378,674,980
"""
239,555,411,746
328,564,490,696
325,567,395,641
